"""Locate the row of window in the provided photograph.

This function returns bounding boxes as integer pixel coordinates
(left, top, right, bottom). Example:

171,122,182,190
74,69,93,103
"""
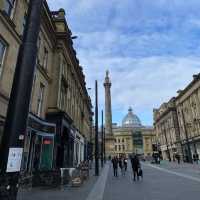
115,145,126,151
115,138,125,143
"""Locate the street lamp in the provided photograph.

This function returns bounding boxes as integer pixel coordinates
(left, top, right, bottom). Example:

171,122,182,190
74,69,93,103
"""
103,127,106,163
101,110,104,168
95,80,99,176
0,0,43,199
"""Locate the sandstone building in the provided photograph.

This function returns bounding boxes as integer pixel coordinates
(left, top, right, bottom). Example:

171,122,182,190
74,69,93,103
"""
0,0,92,175
153,98,182,161
154,74,200,162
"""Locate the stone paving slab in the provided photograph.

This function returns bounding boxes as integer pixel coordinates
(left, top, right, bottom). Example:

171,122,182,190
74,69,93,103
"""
103,161,200,200
153,160,200,178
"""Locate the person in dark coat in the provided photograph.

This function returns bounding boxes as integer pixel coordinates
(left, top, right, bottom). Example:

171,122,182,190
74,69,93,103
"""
131,155,140,181
112,157,118,177
124,158,128,171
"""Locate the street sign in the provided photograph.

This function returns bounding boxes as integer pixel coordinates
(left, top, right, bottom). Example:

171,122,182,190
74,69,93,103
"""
6,148,23,172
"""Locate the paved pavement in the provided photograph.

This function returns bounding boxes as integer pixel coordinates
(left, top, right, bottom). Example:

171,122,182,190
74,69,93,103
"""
17,165,103,200
103,162,200,200
18,161,200,200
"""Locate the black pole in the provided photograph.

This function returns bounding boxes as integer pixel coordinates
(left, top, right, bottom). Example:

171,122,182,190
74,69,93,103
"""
101,110,104,168
0,0,43,199
181,109,193,163
95,80,99,176
103,127,106,163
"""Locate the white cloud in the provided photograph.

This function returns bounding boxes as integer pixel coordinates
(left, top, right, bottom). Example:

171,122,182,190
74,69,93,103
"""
47,0,200,125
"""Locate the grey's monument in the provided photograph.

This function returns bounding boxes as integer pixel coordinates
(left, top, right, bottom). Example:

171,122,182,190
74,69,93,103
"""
104,70,115,157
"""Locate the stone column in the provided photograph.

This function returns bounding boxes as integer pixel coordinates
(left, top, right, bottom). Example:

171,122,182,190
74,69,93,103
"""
104,70,113,136
104,71,115,158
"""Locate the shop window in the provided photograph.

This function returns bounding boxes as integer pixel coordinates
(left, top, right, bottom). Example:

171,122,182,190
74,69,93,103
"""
0,37,7,78
40,137,54,170
1,0,15,17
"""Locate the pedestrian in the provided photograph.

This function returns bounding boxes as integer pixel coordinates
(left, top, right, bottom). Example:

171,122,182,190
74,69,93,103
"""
112,157,118,177
131,155,140,181
176,154,180,164
124,157,128,171
119,157,125,176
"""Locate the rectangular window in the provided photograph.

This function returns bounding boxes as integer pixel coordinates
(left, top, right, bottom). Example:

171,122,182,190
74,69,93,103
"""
36,83,45,117
43,47,48,69
1,0,15,17
0,38,7,77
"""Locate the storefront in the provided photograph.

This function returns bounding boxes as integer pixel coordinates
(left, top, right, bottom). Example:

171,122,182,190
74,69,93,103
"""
46,111,75,168
21,114,56,173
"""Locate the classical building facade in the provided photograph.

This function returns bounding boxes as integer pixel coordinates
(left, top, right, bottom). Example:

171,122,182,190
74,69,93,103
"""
0,0,92,174
153,98,182,161
176,74,200,161
154,74,200,162
112,107,155,158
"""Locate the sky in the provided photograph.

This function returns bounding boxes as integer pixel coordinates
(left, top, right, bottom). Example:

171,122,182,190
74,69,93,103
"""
47,0,200,126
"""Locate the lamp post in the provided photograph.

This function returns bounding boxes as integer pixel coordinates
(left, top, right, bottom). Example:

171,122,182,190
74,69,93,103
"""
101,110,104,168
0,0,43,199
103,127,106,163
95,80,99,176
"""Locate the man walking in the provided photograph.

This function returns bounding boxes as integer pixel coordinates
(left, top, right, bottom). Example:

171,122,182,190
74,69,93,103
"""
131,155,140,181
112,157,118,177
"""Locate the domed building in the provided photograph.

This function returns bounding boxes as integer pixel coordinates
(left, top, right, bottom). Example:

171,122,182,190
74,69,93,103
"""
122,107,142,128
112,107,155,158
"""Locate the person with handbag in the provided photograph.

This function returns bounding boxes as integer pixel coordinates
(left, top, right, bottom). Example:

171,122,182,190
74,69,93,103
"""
131,155,140,181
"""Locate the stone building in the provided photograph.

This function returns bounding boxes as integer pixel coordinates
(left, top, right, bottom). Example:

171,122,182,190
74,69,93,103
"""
154,73,200,162
153,98,182,161
0,0,92,175
112,107,155,158
175,74,200,161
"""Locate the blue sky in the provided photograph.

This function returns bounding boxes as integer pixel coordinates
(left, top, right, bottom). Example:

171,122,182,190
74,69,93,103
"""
47,0,200,126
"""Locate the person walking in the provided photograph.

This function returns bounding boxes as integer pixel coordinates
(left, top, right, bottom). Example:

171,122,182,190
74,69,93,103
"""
124,157,128,171
112,157,118,177
131,155,140,181
119,157,125,176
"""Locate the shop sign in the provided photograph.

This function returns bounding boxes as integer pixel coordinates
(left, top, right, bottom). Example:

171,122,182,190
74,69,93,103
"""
43,139,52,145
6,148,23,172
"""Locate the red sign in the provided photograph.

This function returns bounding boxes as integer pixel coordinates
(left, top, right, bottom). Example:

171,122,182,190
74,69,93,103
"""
43,139,52,145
